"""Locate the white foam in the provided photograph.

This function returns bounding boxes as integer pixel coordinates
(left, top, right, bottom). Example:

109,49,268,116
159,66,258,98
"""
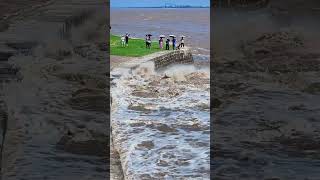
111,61,210,179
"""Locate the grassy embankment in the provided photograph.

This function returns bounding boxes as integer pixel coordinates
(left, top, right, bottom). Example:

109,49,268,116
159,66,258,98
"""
110,34,163,57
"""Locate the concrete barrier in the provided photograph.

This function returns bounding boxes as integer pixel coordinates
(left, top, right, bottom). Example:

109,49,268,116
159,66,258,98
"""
152,48,193,69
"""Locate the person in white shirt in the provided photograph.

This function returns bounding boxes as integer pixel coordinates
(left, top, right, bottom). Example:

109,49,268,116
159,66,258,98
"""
180,37,185,48
121,35,125,47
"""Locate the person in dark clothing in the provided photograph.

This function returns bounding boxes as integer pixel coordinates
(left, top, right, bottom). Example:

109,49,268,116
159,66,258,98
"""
145,35,152,49
125,33,130,46
176,43,181,50
172,37,176,50
180,37,185,48
165,38,170,50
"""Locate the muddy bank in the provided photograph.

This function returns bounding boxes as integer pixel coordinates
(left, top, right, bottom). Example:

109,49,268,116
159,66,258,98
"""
212,6,320,179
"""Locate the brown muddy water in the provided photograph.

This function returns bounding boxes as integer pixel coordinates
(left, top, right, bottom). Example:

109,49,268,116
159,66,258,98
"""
111,61,210,179
111,8,210,58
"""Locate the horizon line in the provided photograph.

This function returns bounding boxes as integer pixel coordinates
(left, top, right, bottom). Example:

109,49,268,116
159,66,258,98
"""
111,6,210,8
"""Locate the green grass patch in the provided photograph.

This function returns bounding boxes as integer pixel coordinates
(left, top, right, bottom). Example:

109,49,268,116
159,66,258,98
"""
110,34,163,57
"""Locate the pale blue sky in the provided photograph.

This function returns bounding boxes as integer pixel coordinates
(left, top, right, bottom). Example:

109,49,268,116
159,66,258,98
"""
111,0,210,7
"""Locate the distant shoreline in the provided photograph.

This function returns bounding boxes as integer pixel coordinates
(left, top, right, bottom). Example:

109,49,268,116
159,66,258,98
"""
111,7,210,9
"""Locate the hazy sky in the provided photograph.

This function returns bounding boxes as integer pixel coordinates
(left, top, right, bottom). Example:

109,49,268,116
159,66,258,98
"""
111,0,210,7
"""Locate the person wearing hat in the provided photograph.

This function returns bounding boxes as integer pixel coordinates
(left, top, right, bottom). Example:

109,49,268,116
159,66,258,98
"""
125,33,130,46
165,38,170,50
159,37,164,49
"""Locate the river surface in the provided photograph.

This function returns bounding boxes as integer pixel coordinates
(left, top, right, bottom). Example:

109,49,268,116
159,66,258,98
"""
111,8,210,57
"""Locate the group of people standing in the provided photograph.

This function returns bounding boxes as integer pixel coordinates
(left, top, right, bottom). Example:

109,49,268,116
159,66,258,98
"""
120,33,130,47
152,35,185,50
165,36,185,50
120,33,185,50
